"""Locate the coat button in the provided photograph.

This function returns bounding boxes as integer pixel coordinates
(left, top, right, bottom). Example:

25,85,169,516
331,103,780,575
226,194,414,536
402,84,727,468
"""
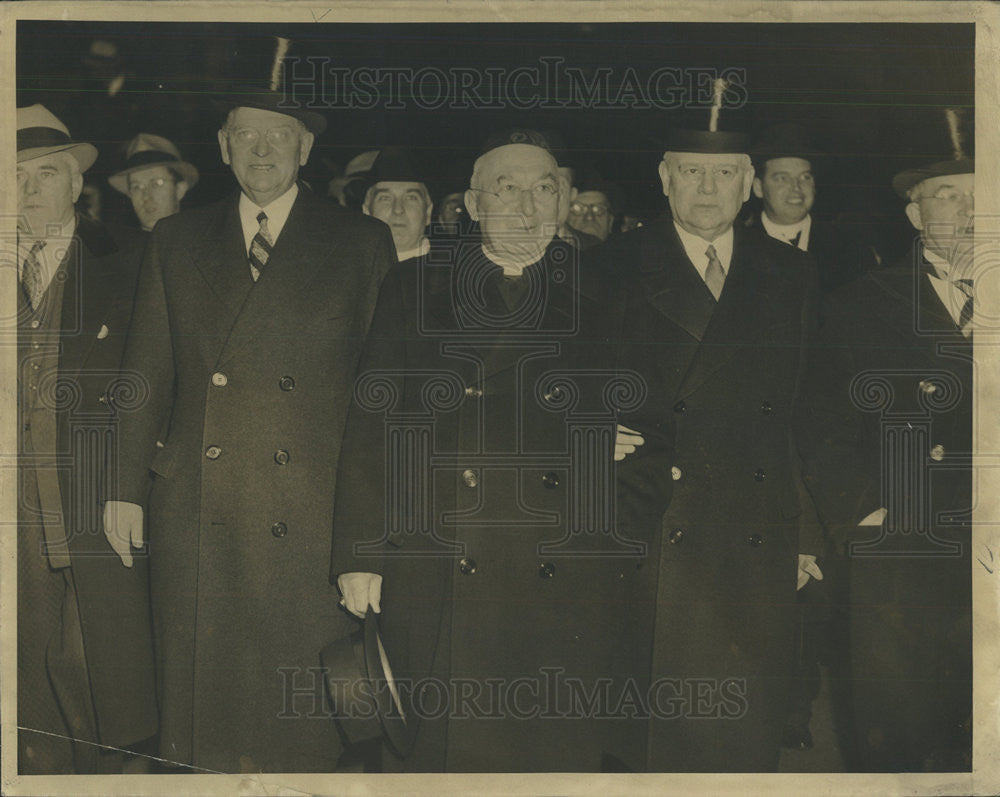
671,466,682,481
462,469,479,488
542,472,560,489
205,445,222,460
459,557,477,575
753,468,766,482
274,449,290,465
667,528,684,544
271,522,288,538
539,562,556,578
464,385,483,398
543,386,563,402
760,401,772,414
919,380,937,394
212,372,228,387
930,444,945,461
98,392,108,404
673,400,686,413
30,319,40,329
278,376,295,391
748,533,764,547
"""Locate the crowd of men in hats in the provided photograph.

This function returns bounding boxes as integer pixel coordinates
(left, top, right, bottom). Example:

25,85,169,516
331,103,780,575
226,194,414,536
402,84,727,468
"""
14,42,976,778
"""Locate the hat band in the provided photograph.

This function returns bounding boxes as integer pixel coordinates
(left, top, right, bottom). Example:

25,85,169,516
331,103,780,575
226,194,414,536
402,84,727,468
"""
17,126,73,152
126,150,180,170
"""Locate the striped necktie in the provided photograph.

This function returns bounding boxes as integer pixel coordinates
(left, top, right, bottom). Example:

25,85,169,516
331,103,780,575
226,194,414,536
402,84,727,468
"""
955,278,974,334
704,244,726,301
21,240,46,311
248,211,273,282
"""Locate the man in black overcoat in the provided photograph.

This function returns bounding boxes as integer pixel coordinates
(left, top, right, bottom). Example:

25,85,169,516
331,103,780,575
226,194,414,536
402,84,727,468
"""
101,87,396,770
16,104,157,774
796,151,974,771
333,132,652,772
588,126,823,772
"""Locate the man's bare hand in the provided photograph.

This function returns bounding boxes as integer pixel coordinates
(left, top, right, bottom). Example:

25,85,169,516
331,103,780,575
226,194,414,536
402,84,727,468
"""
614,423,645,461
103,500,144,568
337,572,382,619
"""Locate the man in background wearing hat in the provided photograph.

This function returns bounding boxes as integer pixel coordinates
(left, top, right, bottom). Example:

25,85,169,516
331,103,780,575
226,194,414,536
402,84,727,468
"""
333,130,647,772
360,147,433,261
15,104,157,774
102,79,396,770
109,133,199,233
746,123,879,299
588,122,822,771
565,172,622,248
796,123,974,771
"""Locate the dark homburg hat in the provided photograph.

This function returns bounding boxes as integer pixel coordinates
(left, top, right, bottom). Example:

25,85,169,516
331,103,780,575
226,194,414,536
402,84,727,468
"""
659,78,750,154
213,36,327,135
320,609,414,760
892,108,974,198
361,147,430,186
108,133,200,195
17,104,98,171
750,123,826,171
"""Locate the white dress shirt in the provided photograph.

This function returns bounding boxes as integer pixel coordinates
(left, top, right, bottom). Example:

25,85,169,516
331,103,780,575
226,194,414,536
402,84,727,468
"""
760,212,811,252
238,184,298,253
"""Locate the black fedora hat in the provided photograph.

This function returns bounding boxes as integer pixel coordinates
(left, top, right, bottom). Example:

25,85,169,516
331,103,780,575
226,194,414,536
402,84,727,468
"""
750,123,826,171
362,147,429,186
320,609,414,760
213,36,327,135
892,108,974,198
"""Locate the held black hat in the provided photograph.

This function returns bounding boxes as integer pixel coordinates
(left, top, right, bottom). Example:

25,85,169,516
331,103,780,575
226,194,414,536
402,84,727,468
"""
892,108,974,198
320,609,414,760
213,36,327,135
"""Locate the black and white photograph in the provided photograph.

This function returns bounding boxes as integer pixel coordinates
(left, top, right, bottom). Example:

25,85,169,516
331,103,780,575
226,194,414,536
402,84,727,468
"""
3,2,999,795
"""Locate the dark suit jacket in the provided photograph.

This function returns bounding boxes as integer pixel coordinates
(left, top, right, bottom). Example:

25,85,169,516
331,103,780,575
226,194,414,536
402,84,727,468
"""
588,215,820,772
18,215,158,748
111,188,395,772
795,245,972,770
333,238,651,772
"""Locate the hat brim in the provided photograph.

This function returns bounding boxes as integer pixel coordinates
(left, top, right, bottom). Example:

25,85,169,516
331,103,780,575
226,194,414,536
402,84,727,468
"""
320,609,415,760
655,130,751,155
212,96,327,135
18,142,98,173
893,158,975,199
109,161,200,195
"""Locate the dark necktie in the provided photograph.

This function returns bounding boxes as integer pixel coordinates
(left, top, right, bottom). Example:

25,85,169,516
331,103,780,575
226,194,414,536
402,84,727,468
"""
248,211,273,282
704,244,726,301
788,230,802,249
21,240,46,311
955,278,974,334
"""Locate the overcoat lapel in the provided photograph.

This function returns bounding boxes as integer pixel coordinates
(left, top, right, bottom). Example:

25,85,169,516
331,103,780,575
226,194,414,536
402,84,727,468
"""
188,196,251,309
57,225,116,381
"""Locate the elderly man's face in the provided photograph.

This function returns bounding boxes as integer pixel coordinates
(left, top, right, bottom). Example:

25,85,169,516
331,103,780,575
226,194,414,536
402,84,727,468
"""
658,152,754,242
567,190,614,241
364,181,432,256
127,165,188,231
466,144,560,264
753,157,815,226
218,107,314,207
905,172,974,264
17,152,82,236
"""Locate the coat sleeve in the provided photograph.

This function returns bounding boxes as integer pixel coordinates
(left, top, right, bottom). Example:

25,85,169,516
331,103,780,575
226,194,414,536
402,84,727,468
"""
330,261,409,581
107,225,177,505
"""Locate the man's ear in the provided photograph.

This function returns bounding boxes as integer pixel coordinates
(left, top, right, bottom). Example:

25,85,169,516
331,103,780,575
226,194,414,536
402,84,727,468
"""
904,201,924,231
175,181,189,203
298,131,315,166
657,160,670,198
752,177,764,200
464,189,480,222
741,165,755,203
424,201,434,228
217,129,231,166
70,172,84,204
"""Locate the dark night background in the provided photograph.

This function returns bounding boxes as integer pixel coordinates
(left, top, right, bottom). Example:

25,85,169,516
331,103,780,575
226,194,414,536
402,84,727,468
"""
17,21,973,261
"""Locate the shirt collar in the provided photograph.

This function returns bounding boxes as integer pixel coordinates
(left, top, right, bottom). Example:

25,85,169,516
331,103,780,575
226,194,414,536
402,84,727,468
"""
760,212,811,250
238,184,299,252
396,236,431,262
922,246,953,281
672,221,734,279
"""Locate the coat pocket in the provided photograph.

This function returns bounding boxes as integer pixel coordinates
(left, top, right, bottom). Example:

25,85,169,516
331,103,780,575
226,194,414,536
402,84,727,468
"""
148,443,175,479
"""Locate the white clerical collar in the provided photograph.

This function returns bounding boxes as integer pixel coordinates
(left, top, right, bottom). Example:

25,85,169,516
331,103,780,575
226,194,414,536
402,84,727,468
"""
239,184,299,253
396,237,431,262
672,221,734,281
761,212,811,251
18,215,77,291
481,242,547,275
